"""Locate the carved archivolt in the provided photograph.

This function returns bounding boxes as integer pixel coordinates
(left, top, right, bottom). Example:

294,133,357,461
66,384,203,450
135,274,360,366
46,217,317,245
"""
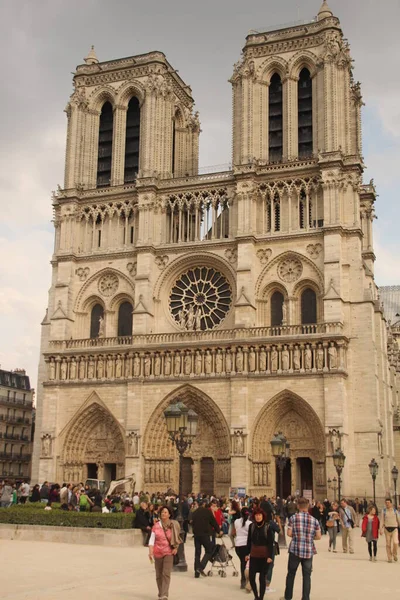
251,389,326,464
61,400,125,466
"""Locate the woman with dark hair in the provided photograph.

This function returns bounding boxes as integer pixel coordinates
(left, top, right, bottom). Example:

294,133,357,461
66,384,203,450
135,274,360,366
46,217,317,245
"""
245,508,275,600
233,507,251,589
228,499,241,548
30,484,41,503
148,505,182,600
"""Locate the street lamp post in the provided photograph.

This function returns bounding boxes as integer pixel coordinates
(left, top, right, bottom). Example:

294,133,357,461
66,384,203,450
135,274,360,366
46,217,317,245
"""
368,458,379,506
164,401,198,572
270,432,290,548
327,477,338,502
332,449,346,502
392,466,398,509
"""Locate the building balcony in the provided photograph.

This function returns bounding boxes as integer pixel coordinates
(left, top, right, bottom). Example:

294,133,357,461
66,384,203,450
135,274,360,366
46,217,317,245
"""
0,415,30,425
0,453,31,462
45,323,347,384
0,396,33,408
0,433,21,440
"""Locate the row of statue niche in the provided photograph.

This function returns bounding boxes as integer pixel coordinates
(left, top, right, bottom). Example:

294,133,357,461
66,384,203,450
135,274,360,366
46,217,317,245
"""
48,342,340,381
145,461,172,484
177,304,202,331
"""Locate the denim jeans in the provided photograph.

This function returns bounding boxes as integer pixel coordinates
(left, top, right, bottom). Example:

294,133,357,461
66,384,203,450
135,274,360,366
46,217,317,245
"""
284,552,313,600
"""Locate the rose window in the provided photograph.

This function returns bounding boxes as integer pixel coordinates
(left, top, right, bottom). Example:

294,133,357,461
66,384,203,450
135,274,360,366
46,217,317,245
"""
278,257,303,283
98,273,119,297
169,267,232,331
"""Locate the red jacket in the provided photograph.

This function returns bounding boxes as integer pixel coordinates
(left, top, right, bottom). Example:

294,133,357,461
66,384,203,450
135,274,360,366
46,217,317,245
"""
361,515,380,539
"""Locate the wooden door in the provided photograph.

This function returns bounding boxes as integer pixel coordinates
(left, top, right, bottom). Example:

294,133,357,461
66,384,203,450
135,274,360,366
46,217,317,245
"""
181,457,193,495
200,457,214,495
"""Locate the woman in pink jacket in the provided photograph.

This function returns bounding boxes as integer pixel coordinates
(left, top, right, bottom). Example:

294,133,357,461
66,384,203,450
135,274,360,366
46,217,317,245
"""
148,505,182,600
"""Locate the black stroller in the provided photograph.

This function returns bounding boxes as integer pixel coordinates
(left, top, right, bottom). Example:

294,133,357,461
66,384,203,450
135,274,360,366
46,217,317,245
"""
207,536,240,578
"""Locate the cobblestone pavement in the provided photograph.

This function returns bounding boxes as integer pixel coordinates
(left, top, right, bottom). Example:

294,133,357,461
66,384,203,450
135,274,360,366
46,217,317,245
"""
1,531,398,599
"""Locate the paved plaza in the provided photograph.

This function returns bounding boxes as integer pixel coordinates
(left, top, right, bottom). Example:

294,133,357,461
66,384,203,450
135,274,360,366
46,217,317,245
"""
1,532,398,600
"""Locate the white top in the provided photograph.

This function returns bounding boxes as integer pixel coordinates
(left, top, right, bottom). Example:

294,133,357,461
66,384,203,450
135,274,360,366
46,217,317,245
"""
234,517,252,547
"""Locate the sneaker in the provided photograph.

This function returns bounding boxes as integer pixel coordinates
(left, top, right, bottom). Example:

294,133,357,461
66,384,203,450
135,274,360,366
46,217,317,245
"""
328,547,331,552
388,559,393,563
394,556,398,562
373,557,377,562
265,588,276,594
333,550,337,553
349,551,355,554
369,557,372,561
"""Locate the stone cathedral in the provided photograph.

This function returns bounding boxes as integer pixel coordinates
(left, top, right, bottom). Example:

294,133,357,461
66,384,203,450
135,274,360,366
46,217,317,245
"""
32,2,400,502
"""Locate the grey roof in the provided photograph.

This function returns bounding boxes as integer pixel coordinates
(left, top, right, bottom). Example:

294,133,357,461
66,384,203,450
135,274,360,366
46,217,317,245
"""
379,285,400,323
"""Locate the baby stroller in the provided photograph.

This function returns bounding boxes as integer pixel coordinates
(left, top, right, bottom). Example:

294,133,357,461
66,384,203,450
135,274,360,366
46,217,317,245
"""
207,536,239,578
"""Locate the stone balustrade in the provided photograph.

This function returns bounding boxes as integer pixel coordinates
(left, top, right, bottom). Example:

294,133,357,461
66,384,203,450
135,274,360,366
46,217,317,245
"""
48,322,344,351
45,337,347,383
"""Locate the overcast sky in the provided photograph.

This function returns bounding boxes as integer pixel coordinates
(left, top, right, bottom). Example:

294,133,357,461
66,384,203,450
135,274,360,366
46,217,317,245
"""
0,0,399,389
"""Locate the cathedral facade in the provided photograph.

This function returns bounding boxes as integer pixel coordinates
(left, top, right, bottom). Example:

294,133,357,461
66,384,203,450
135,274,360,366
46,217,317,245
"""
32,2,400,502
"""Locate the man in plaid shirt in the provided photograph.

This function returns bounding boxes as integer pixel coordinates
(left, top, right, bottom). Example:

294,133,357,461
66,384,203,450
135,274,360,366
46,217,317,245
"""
280,497,321,600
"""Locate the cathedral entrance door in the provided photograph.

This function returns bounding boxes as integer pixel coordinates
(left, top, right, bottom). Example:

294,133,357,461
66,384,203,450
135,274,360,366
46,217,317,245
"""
87,463,98,479
104,463,117,485
297,457,313,496
200,457,214,495
276,459,292,499
181,457,193,495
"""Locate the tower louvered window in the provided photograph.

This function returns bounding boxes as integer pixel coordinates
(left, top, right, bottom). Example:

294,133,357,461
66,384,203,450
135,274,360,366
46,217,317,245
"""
124,97,140,183
97,102,113,187
269,73,283,162
298,68,313,159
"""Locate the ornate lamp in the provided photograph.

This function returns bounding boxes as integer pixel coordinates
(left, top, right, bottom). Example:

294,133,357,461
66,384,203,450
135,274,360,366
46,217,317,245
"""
392,466,398,509
368,458,379,505
332,448,346,501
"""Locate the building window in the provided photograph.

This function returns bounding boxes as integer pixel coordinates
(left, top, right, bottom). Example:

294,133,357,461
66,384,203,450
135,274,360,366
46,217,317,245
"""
274,195,281,232
117,302,133,337
271,291,284,326
97,102,113,187
269,73,283,162
301,288,317,324
124,97,140,183
90,304,104,338
298,68,313,159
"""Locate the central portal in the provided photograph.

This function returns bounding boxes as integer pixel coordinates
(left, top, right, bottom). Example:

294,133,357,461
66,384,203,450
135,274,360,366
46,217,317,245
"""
200,457,214,495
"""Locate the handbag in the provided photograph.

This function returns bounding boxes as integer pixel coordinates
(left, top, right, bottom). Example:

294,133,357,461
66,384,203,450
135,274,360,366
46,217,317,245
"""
161,523,180,564
326,520,335,528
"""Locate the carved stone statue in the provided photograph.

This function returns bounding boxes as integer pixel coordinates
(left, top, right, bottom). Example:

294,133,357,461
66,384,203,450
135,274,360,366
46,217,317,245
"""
328,343,338,369
271,348,278,372
178,307,187,329
144,354,151,377
304,345,312,370
225,350,232,373
282,346,289,371
97,357,104,379
259,349,267,372
106,355,113,378
248,348,256,372
154,354,161,376
79,358,85,379
69,358,76,380
282,301,288,325
293,346,301,370
236,349,243,373
133,354,141,377
329,428,341,454
98,315,105,338
128,432,139,456
49,360,55,381
378,429,383,456
194,351,202,375
215,350,223,374
186,304,195,330
233,430,244,455
316,344,324,370
164,354,171,376
124,356,131,378
42,434,52,457
195,308,202,331
115,355,122,378
184,353,191,375
204,350,212,375
174,353,181,376
60,359,67,380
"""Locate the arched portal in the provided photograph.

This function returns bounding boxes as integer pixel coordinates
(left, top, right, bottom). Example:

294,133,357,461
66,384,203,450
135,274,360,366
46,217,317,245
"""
61,398,125,484
251,390,326,498
142,385,231,495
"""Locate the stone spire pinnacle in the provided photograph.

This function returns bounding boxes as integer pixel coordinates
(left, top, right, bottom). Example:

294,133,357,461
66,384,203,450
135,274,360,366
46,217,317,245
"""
317,1,333,20
84,45,99,65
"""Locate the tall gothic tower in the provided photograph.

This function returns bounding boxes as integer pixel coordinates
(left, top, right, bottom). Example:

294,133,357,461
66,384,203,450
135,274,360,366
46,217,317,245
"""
32,2,399,502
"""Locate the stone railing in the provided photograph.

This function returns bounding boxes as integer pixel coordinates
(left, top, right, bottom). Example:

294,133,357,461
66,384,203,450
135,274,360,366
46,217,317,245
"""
48,322,344,351
45,337,347,383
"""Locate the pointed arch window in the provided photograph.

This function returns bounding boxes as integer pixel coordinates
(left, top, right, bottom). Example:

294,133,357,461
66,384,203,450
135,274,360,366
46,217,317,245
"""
118,301,133,337
301,288,317,324
298,68,313,159
269,73,283,162
299,190,306,229
124,97,140,183
274,194,281,232
271,291,284,326
90,304,104,338
97,102,113,187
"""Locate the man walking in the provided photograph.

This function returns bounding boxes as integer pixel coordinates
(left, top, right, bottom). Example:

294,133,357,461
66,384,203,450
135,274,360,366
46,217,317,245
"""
380,497,400,563
280,496,321,600
191,499,220,577
339,498,356,554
